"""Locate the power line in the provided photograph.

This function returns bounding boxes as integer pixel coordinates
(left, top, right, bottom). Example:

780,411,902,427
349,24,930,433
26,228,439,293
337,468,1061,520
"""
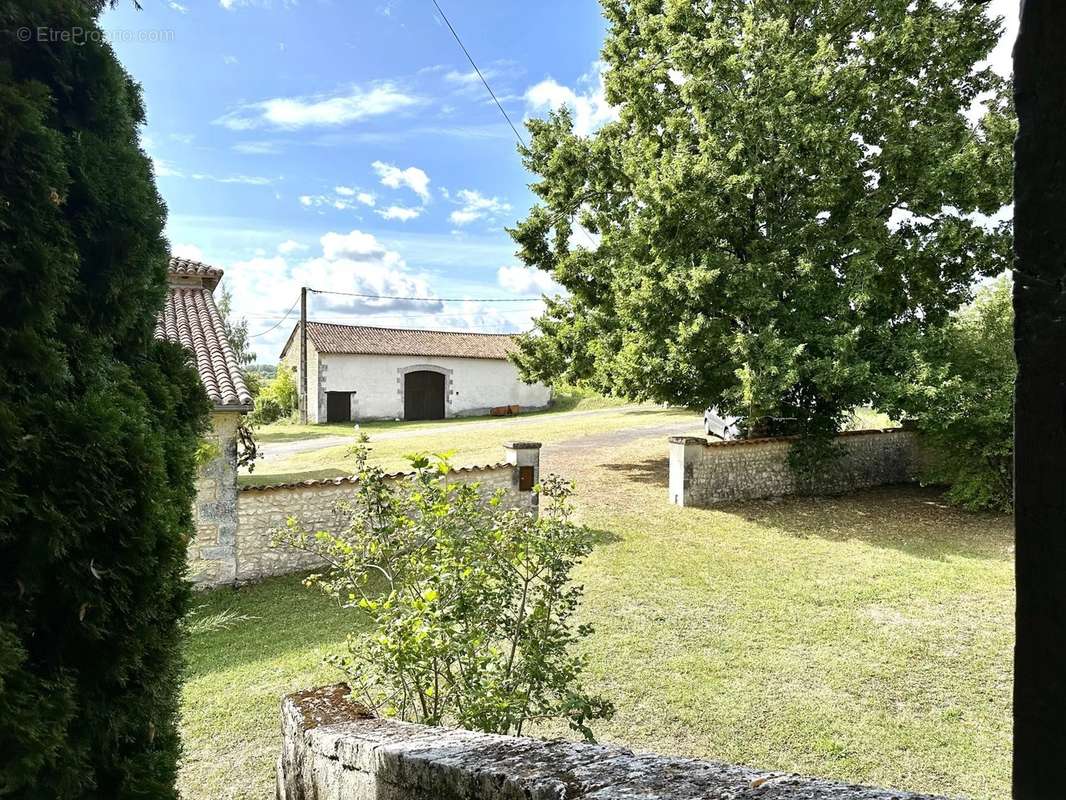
245,305,542,320
427,0,600,253
308,287,544,303
249,294,300,338
430,0,526,147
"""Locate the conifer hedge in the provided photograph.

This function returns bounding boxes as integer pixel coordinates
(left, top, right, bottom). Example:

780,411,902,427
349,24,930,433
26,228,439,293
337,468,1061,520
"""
0,2,209,796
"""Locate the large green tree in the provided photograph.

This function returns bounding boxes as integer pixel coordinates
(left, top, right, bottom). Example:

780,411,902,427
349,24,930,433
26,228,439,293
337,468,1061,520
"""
511,0,1014,445
0,1,208,796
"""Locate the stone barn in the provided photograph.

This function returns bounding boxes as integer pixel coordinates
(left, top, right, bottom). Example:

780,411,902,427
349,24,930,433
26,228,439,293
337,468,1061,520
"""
156,257,252,586
279,322,552,423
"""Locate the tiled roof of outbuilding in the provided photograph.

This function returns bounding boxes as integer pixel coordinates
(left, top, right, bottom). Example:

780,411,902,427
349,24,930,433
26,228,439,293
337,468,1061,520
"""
156,259,252,409
168,257,224,290
283,321,518,361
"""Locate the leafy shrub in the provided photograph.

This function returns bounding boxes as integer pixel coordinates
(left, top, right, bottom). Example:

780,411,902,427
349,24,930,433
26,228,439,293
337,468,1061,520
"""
275,439,614,740
250,367,298,425
0,2,208,795
892,276,1015,511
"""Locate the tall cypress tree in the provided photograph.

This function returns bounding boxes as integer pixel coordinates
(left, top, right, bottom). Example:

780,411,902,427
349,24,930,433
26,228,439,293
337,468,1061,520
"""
0,1,209,796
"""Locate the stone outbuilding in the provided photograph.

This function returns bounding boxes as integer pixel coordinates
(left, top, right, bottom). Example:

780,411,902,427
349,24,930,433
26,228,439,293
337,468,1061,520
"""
156,257,252,586
279,321,552,423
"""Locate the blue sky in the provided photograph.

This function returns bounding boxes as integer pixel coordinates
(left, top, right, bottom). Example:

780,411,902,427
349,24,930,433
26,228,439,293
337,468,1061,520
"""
102,0,1015,363
102,0,613,361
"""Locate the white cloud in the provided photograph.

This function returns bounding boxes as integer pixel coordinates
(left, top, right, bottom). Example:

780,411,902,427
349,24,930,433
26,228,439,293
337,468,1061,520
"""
320,230,389,260
171,243,204,261
277,239,307,254
448,188,511,226
189,172,273,185
445,69,482,85
223,55,239,65
299,187,378,212
497,265,563,295
219,231,549,360
525,61,618,136
376,205,421,222
371,160,431,200
147,149,273,185
220,0,298,10
151,156,183,178
232,140,280,155
169,2,188,13
216,83,419,130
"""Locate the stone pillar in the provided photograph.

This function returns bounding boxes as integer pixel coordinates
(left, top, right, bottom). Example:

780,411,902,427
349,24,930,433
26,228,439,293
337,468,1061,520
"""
189,411,240,587
668,436,704,507
504,441,541,515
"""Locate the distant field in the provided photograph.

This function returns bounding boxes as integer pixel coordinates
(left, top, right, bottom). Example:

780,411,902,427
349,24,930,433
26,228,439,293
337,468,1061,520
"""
253,387,634,444
244,404,698,486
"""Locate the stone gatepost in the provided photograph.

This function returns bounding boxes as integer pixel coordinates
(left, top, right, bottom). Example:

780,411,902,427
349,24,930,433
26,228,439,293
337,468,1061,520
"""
668,436,705,507
504,441,541,516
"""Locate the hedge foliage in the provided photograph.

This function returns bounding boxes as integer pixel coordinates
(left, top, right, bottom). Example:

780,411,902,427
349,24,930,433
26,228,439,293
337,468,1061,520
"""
890,276,1015,512
0,2,209,797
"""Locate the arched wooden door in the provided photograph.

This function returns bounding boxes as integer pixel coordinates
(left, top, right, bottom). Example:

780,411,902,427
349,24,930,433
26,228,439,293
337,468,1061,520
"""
403,370,445,420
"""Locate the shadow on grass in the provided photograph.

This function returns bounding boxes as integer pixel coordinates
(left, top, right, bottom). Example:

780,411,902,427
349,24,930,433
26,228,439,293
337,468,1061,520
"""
720,485,1013,563
601,457,669,487
185,573,371,678
587,527,624,546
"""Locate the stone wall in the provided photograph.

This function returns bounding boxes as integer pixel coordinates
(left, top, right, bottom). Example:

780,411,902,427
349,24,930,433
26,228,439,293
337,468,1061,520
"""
276,684,949,800
225,442,543,586
188,410,241,587
669,429,920,507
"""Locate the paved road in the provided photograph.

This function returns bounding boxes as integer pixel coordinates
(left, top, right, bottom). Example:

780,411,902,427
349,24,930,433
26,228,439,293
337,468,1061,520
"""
255,404,672,463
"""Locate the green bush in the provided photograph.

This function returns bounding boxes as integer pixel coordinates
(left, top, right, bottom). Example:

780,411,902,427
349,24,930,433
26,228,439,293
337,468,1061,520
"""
0,2,208,796
894,276,1015,512
275,439,614,740
250,367,298,425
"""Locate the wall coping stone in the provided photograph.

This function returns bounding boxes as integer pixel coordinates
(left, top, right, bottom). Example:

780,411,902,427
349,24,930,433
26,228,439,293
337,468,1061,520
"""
240,461,509,492
278,685,950,800
668,427,907,449
504,441,543,449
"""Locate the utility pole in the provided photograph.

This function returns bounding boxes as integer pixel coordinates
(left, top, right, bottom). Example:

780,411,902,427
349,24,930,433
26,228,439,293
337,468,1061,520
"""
299,286,308,425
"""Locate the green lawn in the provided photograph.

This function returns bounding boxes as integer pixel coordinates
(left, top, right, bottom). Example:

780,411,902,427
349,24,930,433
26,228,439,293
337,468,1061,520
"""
183,430,1012,800
245,405,696,485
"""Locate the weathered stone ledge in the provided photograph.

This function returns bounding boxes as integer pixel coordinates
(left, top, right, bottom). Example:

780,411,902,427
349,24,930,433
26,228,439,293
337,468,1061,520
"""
667,427,905,448
241,462,510,492
277,685,950,800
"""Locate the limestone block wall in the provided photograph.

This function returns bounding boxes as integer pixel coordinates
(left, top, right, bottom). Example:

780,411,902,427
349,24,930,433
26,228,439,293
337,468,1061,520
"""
188,411,241,587
276,684,949,800
231,443,542,585
669,429,920,507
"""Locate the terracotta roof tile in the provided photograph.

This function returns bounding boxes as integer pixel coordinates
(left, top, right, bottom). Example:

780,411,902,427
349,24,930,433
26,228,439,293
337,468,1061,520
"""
156,259,252,409
297,321,518,360
168,257,223,290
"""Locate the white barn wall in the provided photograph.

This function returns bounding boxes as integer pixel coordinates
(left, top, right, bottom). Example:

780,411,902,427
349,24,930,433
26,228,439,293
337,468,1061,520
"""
318,352,551,421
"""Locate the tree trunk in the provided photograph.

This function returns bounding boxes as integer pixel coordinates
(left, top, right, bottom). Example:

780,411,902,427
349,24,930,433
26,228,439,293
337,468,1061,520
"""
1012,2,1066,795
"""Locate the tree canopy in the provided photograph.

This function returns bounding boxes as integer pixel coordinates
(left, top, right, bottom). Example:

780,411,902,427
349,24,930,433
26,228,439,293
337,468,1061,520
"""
510,0,1014,440
0,1,208,796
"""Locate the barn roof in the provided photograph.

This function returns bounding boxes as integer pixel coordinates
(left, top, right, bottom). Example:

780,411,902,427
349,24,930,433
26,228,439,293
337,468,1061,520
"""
282,321,518,361
156,258,253,410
